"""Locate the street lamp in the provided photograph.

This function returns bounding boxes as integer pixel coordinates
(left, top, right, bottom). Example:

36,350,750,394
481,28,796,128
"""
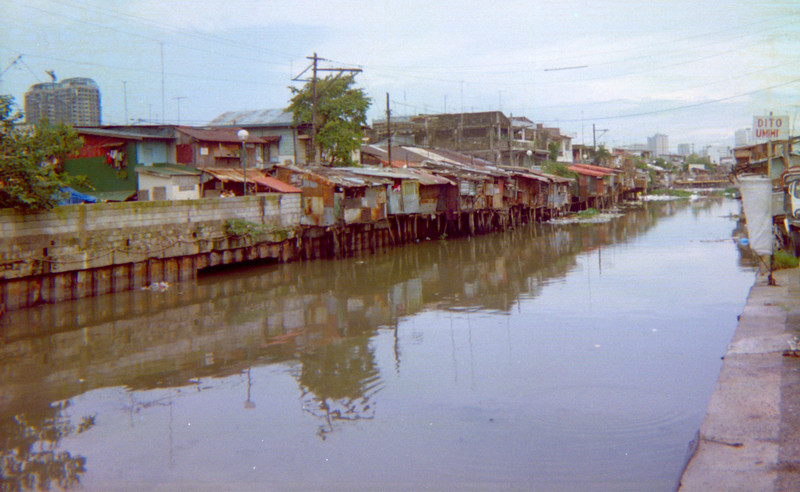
526,149,532,168
237,129,249,196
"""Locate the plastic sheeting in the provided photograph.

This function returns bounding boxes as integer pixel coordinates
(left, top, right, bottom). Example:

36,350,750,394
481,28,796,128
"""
738,176,773,255
59,187,99,205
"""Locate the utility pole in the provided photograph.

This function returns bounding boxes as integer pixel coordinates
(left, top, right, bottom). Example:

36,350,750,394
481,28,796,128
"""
0,54,22,83
311,53,318,164
173,96,186,125
386,93,392,168
292,53,362,165
123,81,128,124
592,124,608,151
160,42,166,125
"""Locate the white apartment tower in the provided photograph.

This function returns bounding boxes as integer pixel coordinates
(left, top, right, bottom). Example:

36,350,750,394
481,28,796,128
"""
647,133,669,157
24,77,101,126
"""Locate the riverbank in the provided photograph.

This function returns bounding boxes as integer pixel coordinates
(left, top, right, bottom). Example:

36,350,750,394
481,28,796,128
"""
679,267,800,490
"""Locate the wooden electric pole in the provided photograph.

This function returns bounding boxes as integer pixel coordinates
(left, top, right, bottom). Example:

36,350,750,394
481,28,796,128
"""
387,93,392,168
293,53,362,165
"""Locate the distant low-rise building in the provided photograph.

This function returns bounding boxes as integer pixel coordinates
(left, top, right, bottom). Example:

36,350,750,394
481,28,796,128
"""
647,133,669,157
175,127,279,170
208,109,309,165
735,128,753,148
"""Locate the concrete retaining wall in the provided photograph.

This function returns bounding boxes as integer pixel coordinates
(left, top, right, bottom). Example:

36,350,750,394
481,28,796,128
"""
0,194,301,310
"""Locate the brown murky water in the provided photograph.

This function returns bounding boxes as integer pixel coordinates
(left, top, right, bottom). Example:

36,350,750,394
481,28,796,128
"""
0,197,756,491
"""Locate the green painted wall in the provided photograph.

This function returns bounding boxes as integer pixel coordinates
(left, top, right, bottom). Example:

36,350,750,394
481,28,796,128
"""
64,142,137,192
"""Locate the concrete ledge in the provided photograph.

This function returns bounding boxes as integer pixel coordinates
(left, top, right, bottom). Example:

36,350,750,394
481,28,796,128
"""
680,268,800,491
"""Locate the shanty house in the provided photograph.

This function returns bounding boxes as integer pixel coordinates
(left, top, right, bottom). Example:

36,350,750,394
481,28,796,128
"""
271,166,390,226
568,163,615,210
175,127,278,170
65,126,176,201
135,163,204,201
200,168,300,197
208,109,309,165
348,167,454,215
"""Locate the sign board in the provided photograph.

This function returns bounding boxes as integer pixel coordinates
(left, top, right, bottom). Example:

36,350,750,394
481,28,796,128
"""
753,115,789,140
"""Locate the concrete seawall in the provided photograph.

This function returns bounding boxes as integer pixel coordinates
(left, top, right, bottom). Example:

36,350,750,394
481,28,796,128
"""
0,196,527,313
0,195,301,311
679,268,800,490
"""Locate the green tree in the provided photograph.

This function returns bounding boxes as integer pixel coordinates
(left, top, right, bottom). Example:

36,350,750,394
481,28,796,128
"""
547,141,560,161
0,95,85,212
594,145,610,166
287,74,371,167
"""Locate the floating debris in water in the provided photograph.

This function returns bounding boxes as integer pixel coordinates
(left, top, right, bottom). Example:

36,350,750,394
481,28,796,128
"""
141,281,170,292
550,212,623,225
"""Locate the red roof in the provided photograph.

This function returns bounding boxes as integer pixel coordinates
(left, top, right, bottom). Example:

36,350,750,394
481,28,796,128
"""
569,165,610,178
251,175,301,193
570,163,615,174
202,168,300,193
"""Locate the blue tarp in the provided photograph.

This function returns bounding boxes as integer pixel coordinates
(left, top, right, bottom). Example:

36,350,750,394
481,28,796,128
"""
59,187,99,205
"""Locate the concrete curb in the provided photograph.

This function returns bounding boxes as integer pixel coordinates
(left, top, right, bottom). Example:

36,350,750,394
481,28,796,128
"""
679,268,800,491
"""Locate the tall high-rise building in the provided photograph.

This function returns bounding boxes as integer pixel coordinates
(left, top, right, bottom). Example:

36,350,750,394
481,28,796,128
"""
647,133,669,157
735,128,753,148
677,143,692,156
24,77,101,126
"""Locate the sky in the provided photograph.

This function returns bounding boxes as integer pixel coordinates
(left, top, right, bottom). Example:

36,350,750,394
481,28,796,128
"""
1,0,798,150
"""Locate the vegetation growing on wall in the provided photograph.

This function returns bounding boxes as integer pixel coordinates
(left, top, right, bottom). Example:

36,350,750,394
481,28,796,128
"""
543,161,577,179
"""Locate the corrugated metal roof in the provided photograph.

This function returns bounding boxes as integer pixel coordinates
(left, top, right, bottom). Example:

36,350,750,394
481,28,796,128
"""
569,165,610,178
252,175,301,193
499,166,551,182
91,190,138,202
74,128,166,141
570,163,615,174
208,109,295,127
78,125,179,139
538,172,573,184
202,168,301,193
177,127,276,144
361,145,427,167
278,165,393,188
135,164,202,177
348,166,454,186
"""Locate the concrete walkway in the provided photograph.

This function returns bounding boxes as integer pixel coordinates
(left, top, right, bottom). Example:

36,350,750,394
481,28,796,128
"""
679,268,800,491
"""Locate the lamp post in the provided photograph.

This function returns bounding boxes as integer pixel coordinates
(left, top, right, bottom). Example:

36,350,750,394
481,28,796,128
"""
237,129,249,196
526,149,532,168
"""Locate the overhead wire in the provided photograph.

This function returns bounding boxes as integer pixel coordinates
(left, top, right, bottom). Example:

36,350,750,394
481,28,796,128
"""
5,0,797,132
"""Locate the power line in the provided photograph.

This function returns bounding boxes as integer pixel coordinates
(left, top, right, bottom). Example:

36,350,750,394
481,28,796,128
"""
566,77,800,123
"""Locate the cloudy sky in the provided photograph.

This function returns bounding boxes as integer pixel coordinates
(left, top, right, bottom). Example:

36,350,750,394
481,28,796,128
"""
2,0,798,150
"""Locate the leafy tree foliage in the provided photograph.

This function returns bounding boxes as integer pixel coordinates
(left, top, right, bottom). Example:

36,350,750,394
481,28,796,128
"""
594,145,611,166
547,141,561,162
0,95,85,212
543,160,577,179
0,401,94,491
287,74,370,167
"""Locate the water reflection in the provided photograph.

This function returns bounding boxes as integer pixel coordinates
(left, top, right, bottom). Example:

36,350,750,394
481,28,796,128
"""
0,197,753,489
0,401,94,491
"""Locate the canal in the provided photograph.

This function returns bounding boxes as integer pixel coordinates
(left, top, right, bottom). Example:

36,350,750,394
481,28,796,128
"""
0,197,756,491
